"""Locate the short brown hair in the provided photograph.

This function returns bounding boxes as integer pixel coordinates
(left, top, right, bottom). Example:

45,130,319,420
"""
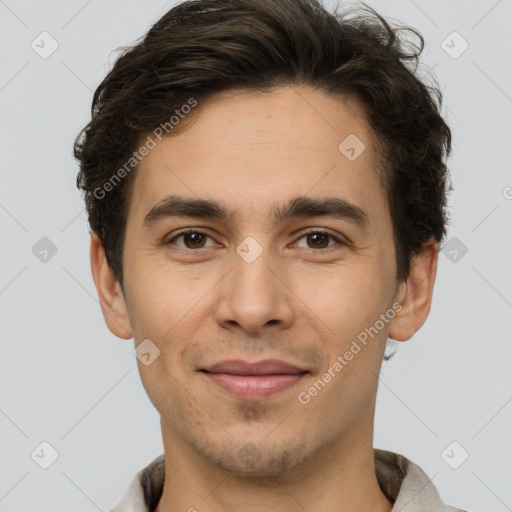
74,0,452,289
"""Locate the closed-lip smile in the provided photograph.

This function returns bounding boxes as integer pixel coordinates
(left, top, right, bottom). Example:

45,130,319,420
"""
201,359,309,400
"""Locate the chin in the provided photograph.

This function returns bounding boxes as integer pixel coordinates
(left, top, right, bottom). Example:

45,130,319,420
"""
197,437,311,477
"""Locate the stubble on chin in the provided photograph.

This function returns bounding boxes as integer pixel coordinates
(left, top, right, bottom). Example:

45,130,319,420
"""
193,433,311,477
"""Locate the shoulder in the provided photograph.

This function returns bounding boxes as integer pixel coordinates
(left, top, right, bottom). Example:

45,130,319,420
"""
110,454,165,512
374,448,469,512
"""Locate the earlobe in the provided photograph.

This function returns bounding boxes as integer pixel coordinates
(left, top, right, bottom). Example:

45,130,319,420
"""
388,237,439,342
90,232,133,340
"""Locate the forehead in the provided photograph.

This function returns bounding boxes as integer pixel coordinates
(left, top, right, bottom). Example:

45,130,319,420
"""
127,85,388,229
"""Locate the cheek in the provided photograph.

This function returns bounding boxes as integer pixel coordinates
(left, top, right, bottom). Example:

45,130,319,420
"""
137,359,203,433
295,262,389,339
124,257,207,340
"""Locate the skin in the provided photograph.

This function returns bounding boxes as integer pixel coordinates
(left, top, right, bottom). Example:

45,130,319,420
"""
90,85,438,512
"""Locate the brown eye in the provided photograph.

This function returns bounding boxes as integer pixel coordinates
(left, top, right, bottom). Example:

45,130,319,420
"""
165,230,214,250
295,229,343,250
305,232,330,249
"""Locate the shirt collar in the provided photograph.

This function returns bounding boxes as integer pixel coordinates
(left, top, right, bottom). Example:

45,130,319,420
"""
110,449,464,512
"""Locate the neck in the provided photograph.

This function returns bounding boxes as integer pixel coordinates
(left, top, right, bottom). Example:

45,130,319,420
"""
155,397,393,512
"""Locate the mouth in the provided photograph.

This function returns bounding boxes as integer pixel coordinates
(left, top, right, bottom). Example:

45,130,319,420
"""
200,359,309,400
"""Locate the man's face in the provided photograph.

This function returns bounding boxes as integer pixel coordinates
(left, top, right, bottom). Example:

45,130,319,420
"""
120,86,399,475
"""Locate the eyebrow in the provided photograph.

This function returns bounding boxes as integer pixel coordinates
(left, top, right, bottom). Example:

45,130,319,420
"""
142,194,369,230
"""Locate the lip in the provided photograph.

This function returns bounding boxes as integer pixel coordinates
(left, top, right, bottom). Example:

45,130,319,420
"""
204,359,306,375
201,359,308,400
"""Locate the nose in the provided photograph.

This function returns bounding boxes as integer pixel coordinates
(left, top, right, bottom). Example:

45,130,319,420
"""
214,240,295,335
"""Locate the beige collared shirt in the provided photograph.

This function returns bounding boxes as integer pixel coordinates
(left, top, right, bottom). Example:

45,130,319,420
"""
110,449,467,511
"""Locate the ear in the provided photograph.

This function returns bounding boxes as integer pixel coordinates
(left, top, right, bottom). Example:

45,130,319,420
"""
90,232,133,339
388,236,438,342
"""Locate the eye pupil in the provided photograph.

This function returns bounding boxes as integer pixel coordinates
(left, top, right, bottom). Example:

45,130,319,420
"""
308,233,329,248
185,232,206,248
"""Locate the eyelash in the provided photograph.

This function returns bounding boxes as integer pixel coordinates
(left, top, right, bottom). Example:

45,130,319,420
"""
163,228,346,252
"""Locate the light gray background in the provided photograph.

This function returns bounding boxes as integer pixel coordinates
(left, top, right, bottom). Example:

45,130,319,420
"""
1,0,511,511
